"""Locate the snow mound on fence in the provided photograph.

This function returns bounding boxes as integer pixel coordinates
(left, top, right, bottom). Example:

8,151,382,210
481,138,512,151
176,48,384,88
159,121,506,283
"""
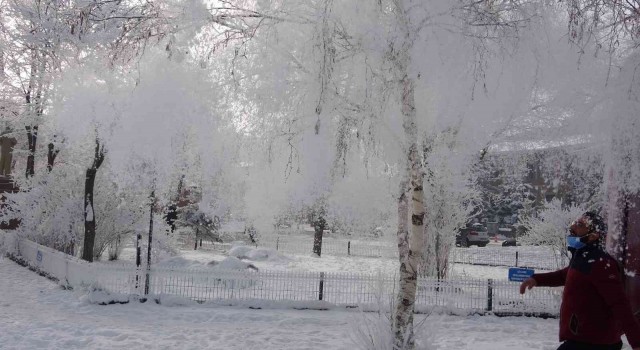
229,245,281,261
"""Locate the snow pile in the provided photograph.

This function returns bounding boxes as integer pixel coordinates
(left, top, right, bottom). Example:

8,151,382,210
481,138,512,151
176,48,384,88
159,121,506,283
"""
211,256,258,271
81,285,130,305
155,293,197,306
154,256,206,269
228,245,253,259
155,256,258,271
229,245,281,261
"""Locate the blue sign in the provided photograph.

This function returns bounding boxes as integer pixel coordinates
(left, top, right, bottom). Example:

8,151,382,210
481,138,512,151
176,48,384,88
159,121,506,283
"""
508,267,534,282
36,250,43,263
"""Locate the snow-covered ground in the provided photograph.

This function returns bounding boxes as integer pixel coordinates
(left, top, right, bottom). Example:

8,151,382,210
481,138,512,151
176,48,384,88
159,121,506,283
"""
1,256,634,350
116,239,551,281
0,256,533,349
171,248,517,280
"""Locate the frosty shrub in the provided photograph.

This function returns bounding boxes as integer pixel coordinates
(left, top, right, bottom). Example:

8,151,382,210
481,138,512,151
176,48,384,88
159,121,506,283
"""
519,199,585,269
421,132,478,278
351,311,395,350
3,162,85,254
349,274,433,350
350,310,434,350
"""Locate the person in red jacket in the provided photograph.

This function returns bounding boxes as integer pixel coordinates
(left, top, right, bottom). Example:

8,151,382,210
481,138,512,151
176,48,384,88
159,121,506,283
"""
520,212,640,350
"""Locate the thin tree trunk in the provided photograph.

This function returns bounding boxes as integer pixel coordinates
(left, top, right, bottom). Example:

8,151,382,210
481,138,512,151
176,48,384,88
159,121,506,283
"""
312,202,327,257
81,138,105,262
82,168,97,261
47,142,59,172
24,48,45,179
145,190,154,295
135,233,142,290
435,232,444,280
313,218,325,257
25,126,37,178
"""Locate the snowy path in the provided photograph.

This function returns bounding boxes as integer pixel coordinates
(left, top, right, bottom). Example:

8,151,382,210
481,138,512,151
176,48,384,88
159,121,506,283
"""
1,256,626,350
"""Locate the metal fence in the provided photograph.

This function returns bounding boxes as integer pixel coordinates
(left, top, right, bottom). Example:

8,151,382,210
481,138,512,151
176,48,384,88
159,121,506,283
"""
196,236,566,270
451,247,567,270
85,266,563,316
2,233,562,316
259,236,398,259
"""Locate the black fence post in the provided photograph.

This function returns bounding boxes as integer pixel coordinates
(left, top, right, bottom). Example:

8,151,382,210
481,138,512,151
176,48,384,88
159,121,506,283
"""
348,241,351,256
487,278,493,312
515,251,519,267
319,272,325,301
135,233,141,290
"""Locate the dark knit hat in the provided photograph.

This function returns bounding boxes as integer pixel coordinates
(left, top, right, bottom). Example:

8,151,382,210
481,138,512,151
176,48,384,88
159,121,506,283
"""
582,211,607,248
583,211,606,234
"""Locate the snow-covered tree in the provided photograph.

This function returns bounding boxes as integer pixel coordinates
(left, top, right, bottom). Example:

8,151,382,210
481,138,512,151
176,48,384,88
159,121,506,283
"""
220,2,560,346
420,130,479,279
520,198,585,269
2,144,149,259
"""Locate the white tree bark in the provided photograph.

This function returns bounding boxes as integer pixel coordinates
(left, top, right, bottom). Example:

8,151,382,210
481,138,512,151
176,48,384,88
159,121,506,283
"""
392,2,426,347
397,179,410,263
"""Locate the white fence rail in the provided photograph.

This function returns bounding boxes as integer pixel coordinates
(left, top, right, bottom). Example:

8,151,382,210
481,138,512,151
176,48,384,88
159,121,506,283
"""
1,232,562,316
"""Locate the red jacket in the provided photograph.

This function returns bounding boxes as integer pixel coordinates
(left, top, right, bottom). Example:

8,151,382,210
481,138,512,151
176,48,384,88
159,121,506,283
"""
533,245,640,348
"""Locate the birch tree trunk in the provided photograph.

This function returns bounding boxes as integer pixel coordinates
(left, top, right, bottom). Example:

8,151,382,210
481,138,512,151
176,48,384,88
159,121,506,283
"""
397,179,410,263
393,77,426,349
392,2,426,349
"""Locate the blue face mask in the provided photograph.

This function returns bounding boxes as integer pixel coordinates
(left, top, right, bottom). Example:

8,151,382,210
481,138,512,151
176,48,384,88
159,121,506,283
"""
567,236,586,250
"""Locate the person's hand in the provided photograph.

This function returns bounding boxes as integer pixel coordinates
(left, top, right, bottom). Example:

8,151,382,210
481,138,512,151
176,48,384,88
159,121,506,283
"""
519,277,537,294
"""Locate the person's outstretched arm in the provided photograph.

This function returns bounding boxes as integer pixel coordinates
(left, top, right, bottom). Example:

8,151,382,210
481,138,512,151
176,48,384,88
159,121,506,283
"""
520,267,568,294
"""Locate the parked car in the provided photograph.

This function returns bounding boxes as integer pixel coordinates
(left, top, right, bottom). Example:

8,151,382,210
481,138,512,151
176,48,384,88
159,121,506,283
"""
456,223,490,247
502,238,520,247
